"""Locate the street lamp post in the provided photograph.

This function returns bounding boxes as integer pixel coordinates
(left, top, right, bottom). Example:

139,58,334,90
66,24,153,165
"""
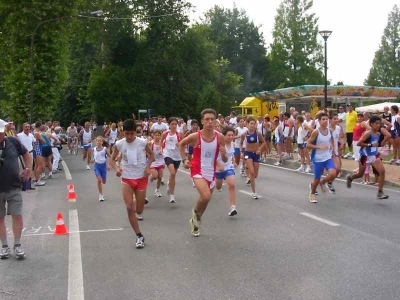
29,10,103,123
219,62,223,106
169,76,174,116
319,30,332,109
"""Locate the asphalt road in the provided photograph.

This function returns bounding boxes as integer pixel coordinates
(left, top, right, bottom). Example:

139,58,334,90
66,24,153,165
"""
1,149,400,300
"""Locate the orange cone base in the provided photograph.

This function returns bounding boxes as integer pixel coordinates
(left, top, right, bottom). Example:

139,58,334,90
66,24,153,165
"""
54,213,68,235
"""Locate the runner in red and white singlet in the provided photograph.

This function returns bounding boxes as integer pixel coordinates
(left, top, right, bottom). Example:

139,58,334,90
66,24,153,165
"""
179,109,228,237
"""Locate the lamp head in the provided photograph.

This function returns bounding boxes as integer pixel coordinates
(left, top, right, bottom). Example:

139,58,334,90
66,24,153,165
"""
319,30,332,41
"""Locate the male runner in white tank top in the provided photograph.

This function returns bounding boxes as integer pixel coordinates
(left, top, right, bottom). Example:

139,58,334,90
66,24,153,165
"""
179,108,227,237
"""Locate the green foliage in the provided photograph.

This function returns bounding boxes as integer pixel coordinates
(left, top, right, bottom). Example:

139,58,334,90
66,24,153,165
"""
204,5,269,92
0,0,82,123
365,5,400,87
269,0,324,88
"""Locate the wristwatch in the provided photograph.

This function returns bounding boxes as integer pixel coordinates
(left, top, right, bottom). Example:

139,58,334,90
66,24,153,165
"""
367,143,372,147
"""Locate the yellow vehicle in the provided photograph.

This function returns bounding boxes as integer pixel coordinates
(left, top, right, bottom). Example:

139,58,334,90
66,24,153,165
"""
231,97,282,119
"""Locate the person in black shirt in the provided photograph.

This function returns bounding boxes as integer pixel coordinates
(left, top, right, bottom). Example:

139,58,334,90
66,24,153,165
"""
0,119,32,259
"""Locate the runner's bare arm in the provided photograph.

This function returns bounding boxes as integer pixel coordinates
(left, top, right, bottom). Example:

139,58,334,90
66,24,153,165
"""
239,133,245,149
306,129,320,149
257,131,266,152
179,132,198,160
109,145,120,171
219,133,228,163
145,143,155,165
379,127,392,146
357,131,372,147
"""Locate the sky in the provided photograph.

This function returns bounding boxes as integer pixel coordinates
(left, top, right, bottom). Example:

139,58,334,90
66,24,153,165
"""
189,0,398,87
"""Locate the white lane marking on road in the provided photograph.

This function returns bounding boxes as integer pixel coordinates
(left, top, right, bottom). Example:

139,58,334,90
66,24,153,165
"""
238,189,262,198
21,228,124,237
260,163,400,194
178,169,190,175
300,212,340,227
68,209,84,300
62,160,72,180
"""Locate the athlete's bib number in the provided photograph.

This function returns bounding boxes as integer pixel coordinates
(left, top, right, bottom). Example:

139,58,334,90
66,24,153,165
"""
127,149,137,165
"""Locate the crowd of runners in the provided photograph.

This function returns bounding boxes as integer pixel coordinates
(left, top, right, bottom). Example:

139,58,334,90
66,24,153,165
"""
1,104,399,252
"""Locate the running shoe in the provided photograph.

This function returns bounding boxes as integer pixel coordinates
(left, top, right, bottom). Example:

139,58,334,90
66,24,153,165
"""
251,192,259,199
161,178,165,185
0,246,10,259
274,161,282,166
154,189,162,197
346,174,352,188
246,178,251,185
305,166,312,173
145,198,149,204
41,174,47,180
86,165,90,170
135,236,145,248
343,152,353,159
377,191,389,200
396,159,400,165
240,172,247,177
48,173,53,179
308,193,318,203
169,195,176,203
98,194,105,202
189,210,200,237
326,183,336,194
389,158,396,164
136,213,143,221
13,244,25,259
228,205,238,216
34,180,46,187
296,165,305,172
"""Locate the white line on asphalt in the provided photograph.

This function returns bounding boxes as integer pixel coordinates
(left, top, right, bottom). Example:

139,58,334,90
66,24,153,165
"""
62,160,72,180
21,228,124,237
68,209,84,300
261,163,400,194
299,212,340,227
178,169,190,175
238,189,262,198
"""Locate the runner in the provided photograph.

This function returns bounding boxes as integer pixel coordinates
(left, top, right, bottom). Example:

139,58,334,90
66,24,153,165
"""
66,122,77,154
184,119,199,161
215,126,237,216
240,117,266,199
162,117,182,203
149,130,164,198
109,119,154,249
306,113,337,203
178,108,227,237
326,113,344,193
273,116,284,166
346,116,391,199
106,123,119,150
295,115,313,172
233,117,247,176
78,122,93,170
91,136,111,201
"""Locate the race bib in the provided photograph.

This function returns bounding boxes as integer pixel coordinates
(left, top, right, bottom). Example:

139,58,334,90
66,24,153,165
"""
127,148,137,165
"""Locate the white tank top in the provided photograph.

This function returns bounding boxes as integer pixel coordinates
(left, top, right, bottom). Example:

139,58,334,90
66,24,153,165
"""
314,128,332,162
151,143,165,167
199,134,218,181
235,127,247,148
163,131,182,161
217,143,235,171
82,130,92,144
177,124,184,133
93,147,107,164
331,125,341,156
109,129,118,143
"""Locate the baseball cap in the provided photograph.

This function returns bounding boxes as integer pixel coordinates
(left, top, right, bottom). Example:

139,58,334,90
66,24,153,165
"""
0,119,9,133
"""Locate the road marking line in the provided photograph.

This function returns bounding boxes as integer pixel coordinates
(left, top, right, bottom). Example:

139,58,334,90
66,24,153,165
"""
68,209,84,300
20,228,124,237
62,160,72,180
300,212,340,227
178,169,190,175
238,189,262,198
260,163,400,194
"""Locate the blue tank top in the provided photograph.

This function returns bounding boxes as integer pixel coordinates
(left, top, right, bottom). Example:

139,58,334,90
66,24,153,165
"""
360,131,380,156
245,131,259,144
41,133,51,147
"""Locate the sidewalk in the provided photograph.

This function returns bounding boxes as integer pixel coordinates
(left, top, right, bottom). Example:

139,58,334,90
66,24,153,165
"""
262,152,400,187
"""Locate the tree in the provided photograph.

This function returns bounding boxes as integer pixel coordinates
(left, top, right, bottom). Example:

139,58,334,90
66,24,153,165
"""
336,81,344,86
204,5,269,93
0,1,81,123
269,0,324,88
365,5,400,87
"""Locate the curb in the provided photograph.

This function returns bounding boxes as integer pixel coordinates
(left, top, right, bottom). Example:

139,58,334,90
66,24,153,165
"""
261,157,400,188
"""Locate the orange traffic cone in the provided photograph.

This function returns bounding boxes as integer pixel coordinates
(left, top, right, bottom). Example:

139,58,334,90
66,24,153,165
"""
67,184,77,202
54,212,68,235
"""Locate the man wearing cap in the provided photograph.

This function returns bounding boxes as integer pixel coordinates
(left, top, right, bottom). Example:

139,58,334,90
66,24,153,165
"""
344,104,358,158
0,119,32,259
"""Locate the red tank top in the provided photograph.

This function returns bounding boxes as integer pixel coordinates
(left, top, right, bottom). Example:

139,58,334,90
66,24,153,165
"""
353,123,365,141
